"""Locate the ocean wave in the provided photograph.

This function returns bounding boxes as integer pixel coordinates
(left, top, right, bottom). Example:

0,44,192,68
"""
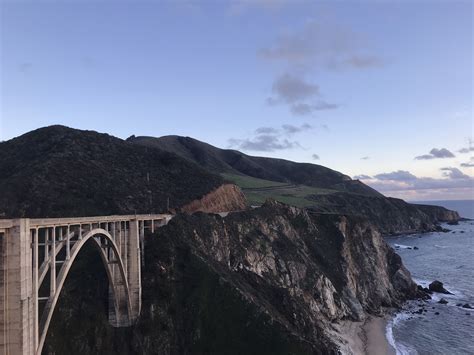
412,278,430,287
429,287,465,302
386,313,418,355
394,244,415,249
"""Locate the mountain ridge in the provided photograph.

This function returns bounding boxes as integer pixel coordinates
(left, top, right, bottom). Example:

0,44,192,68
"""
0,126,459,234
127,134,459,234
0,125,242,218
127,135,382,197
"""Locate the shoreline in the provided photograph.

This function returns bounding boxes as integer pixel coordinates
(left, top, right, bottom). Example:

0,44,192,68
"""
363,316,396,355
336,315,396,355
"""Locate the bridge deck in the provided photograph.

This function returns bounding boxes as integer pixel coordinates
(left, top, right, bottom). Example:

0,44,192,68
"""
0,214,174,232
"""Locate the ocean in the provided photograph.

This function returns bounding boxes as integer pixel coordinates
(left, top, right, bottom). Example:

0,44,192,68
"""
386,200,474,355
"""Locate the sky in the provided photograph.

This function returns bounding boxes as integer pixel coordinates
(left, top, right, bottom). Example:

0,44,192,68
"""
1,0,473,200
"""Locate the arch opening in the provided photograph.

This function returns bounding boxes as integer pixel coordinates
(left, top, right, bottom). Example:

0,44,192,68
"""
37,229,132,355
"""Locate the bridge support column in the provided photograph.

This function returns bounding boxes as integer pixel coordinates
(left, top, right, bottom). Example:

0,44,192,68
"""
0,219,34,355
108,223,131,327
127,220,141,323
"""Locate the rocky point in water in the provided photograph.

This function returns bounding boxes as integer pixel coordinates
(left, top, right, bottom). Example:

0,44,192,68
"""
429,280,454,295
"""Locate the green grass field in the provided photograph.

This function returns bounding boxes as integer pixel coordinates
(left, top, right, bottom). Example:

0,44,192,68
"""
222,173,337,208
221,173,288,189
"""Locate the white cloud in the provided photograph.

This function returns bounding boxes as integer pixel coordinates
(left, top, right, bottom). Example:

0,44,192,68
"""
362,169,473,194
415,148,455,160
259,20,383,71
267,74,339,116
229,123,312,152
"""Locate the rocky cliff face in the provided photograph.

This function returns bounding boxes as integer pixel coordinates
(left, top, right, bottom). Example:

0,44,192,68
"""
45,201,420,354
180,184,247,214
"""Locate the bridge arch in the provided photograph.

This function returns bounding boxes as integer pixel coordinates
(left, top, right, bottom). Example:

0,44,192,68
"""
37,228,132,354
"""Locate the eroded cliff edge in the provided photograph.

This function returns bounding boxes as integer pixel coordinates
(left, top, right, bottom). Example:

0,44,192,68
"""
46,200,421,354
180,183,247,214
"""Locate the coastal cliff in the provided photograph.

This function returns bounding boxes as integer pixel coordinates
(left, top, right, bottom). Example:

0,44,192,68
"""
413,203,461,222
307,193,459,235
45,201,420,354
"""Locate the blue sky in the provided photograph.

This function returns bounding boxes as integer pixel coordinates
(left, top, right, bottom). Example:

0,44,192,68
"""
1,0,472,200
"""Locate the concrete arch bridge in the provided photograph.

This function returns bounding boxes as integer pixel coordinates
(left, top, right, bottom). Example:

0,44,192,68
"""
0,214,173,355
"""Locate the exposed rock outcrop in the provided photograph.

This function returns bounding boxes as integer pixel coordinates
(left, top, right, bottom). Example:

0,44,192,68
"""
133,200,418,354
180,183,246,214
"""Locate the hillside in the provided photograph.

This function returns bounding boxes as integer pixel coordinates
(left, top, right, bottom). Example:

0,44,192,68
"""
0,126,240,218
307,194,453,235
127,135,382,197
0,126,459,231
128,135,459,234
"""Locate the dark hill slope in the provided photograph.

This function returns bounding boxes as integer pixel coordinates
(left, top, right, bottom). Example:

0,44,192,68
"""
0,126,224,218
127,135,381,197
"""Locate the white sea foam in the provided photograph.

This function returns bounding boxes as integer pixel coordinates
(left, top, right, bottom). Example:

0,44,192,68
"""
385,313,418,355
412,278,430,287
394,244,414,249
387,216,474,353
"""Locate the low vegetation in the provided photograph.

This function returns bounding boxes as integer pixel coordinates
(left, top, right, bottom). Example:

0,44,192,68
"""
222,173,337,207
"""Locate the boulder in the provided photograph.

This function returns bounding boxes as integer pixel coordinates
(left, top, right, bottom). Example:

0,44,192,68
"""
462,304,473,309
438,298,448,304
428,280,453,295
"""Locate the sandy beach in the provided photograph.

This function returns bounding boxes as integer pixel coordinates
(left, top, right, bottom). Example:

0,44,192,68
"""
364,316,396,355
335,315,396,354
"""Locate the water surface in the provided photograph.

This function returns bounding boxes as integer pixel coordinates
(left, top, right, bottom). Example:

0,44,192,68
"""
386,218,474,354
